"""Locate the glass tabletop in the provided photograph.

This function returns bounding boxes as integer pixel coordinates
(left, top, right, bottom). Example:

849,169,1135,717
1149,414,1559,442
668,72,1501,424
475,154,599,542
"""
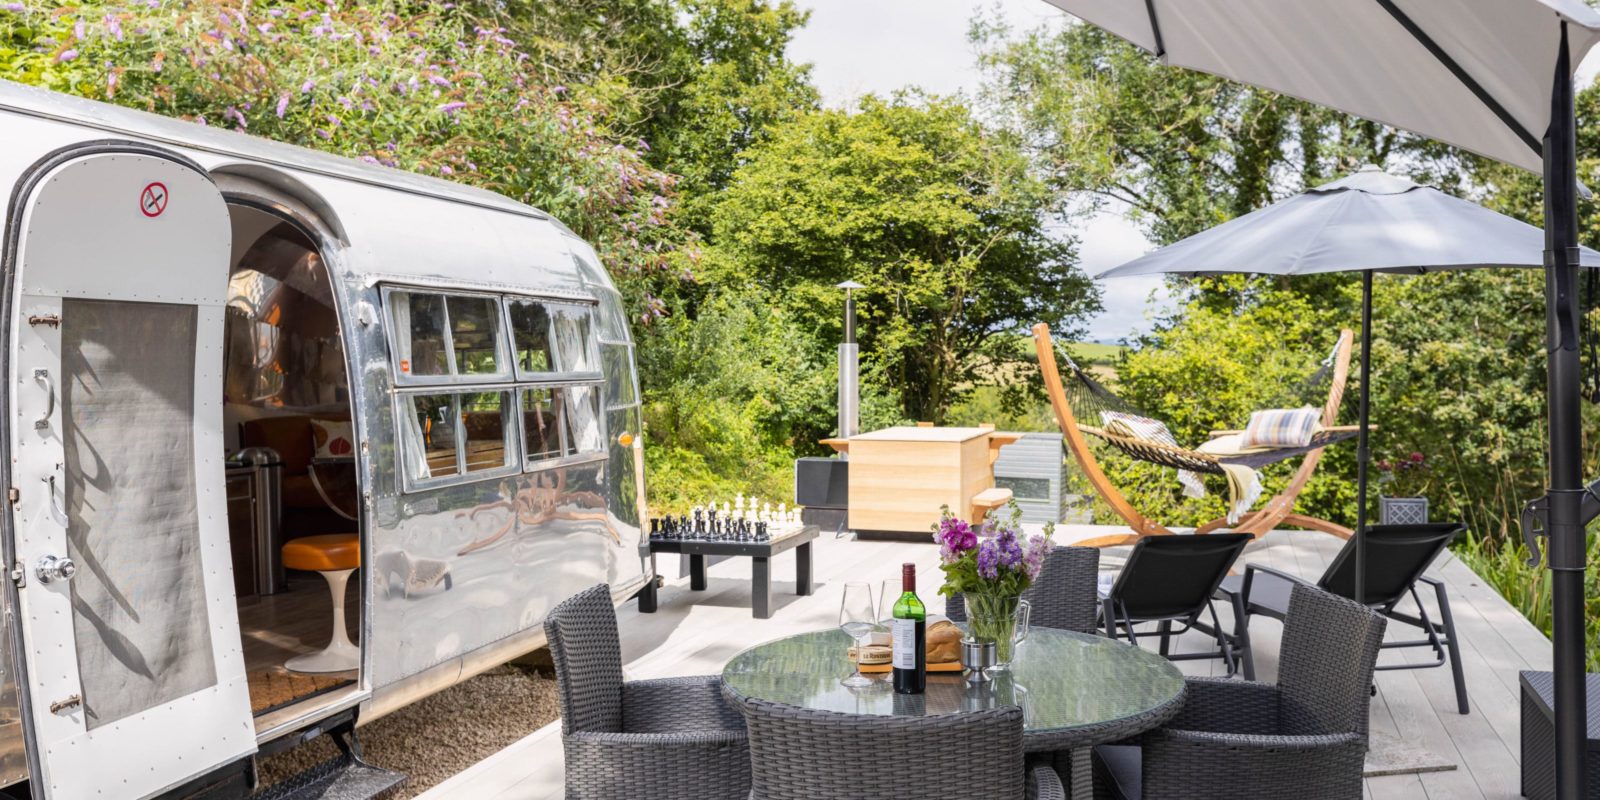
722,627,1185,745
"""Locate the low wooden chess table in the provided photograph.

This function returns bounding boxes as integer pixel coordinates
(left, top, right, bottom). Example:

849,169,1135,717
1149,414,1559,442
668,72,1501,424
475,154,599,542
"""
640,524,818,619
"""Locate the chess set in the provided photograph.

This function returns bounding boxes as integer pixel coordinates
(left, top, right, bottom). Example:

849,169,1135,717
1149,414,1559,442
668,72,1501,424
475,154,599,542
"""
650,494,808,544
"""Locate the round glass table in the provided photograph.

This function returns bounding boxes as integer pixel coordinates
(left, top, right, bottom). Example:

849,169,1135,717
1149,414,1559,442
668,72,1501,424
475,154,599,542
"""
721,627,1186,752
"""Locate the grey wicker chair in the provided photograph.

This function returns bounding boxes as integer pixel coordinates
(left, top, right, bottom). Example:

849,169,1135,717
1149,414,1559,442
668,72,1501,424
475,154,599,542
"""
544,584,750,800
1093,583,1387,800
726,692,1065,800
946,545,1100,633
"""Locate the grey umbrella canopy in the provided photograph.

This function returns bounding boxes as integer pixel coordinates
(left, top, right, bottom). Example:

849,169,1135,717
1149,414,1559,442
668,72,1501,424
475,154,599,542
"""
1095,166,1600,611
1099,166,1600,278
1037,1,1600,791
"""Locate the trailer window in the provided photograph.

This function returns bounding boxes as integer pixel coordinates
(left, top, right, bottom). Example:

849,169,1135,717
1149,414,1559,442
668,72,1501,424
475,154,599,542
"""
449,296,506,377
385,284,610,492
565,385,604,455
385,288,509,383
551,306,597,373
462,392,514,473
393,292,451,377
401,393,461,480
522,388,563,462
602,344,637,407
399,389,520,489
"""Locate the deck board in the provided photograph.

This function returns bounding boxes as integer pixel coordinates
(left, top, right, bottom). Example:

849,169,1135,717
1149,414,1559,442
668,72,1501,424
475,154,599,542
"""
417,526,1541,800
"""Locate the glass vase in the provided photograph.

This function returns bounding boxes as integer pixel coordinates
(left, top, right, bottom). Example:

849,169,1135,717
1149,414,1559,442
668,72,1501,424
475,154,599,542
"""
965,593,1031,670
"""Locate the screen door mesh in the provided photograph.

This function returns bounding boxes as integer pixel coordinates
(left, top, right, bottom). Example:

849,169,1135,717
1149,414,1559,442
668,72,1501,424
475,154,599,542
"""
62,299,216,729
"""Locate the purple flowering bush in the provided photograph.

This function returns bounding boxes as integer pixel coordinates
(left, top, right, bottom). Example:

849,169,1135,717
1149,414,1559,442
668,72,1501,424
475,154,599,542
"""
0,1,690,320
933,502,1052,600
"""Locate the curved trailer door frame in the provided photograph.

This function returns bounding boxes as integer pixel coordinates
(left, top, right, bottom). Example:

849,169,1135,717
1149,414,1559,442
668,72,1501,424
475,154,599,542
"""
4,145,254,798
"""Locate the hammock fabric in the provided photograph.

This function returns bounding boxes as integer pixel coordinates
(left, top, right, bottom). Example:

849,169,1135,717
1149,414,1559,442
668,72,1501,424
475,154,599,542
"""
1057,340,1353,474
1077,424,1360,475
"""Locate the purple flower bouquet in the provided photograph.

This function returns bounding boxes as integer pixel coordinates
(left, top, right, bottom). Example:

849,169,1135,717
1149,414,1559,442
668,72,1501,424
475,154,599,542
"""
933,504,1050,665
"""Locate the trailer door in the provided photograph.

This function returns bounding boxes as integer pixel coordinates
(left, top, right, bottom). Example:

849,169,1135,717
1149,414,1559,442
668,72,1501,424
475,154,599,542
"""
5,149,253,798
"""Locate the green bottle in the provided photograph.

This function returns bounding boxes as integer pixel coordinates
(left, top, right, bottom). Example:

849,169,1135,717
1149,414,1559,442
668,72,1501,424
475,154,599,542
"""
891,562,926,694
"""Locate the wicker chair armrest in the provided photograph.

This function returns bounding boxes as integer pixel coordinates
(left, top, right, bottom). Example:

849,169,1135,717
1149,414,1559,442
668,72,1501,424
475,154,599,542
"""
1140,729,1366,800
1164,677,1281,734
1026,765,1066,800
623,675,744,733
564,730,750,800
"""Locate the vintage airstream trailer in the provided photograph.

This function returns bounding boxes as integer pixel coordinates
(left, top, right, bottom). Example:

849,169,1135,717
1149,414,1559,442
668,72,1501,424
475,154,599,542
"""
0,79,651,798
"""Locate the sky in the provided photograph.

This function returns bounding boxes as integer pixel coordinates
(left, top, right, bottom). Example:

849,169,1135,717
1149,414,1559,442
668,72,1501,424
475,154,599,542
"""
786,0,1600,343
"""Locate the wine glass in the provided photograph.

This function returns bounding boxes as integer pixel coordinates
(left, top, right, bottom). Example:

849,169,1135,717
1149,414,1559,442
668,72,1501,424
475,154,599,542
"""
839,582,877,688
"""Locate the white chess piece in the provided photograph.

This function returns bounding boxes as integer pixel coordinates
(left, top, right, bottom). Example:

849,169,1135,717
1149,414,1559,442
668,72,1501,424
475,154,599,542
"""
735,493,745,512
762,502,772,522
723,501,732,517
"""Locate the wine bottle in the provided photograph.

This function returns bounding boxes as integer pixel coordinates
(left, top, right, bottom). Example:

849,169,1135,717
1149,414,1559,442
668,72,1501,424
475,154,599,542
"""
891,562,927,694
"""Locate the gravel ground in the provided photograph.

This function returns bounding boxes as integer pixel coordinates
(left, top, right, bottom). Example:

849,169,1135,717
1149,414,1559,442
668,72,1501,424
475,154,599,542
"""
257,662,560,798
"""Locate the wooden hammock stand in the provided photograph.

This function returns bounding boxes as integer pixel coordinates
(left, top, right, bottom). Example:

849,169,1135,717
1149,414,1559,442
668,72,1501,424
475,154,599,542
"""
1032,322,1358,548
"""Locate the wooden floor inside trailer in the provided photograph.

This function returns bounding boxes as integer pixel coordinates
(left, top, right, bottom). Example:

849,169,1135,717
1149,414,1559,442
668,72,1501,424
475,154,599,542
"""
418,526,1546,800
237,573,359,716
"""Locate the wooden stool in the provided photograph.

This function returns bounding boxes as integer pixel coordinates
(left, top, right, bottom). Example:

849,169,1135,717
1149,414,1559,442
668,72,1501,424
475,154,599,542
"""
281,533,360,674
970,487,1014,524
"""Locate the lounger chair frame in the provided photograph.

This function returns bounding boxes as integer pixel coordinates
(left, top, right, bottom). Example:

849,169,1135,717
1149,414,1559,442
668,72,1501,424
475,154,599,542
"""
1031,322,1357,547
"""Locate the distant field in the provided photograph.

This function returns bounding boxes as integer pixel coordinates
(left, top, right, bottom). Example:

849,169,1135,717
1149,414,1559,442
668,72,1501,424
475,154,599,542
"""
1067,341,1127,365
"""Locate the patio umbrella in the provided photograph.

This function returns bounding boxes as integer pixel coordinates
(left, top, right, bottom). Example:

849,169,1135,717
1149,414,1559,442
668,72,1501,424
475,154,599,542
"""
1034,2,1600,791
1097,164,1600,598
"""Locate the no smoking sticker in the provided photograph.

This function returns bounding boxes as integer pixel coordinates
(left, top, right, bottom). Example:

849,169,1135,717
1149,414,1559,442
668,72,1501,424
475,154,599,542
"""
140,182,168,218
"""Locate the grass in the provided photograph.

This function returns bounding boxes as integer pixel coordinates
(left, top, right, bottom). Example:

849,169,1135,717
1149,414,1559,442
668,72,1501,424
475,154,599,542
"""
1066,341,1127,365
1454,529,1600,671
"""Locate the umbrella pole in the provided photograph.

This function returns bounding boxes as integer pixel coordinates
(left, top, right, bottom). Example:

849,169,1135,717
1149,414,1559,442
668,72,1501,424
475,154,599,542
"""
1543,22,1587,800
1355,271,1372,606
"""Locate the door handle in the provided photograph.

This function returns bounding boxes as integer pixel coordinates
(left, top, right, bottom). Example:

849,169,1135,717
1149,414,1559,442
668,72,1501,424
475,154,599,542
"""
32,369,52,430
35,555,76,585
40,474,67,528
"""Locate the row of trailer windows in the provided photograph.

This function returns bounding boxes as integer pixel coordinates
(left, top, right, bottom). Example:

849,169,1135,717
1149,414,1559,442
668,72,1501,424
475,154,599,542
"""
384,285,627,492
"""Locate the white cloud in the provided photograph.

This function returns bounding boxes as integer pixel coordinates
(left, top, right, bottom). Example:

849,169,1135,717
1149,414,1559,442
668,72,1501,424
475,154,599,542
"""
787,0,1059,106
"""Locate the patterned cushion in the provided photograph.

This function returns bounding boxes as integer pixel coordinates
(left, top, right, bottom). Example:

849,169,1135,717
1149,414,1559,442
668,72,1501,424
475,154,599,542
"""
1100,411,1179,447
1241,407,1321,448
311,418,355,458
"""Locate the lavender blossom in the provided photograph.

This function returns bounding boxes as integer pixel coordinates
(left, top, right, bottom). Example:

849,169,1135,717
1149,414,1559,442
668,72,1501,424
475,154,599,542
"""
57,49,78,63
976,538,1000,580
275,93,289,118
1021,534,1050,582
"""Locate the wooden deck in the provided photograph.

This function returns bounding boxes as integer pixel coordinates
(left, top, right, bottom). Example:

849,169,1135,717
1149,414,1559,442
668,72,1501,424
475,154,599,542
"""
418,527,1543,800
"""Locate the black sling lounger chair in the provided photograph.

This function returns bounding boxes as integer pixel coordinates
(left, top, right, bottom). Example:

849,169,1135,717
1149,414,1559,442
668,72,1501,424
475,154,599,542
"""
1217,521,1469,714
1101,533,1255,678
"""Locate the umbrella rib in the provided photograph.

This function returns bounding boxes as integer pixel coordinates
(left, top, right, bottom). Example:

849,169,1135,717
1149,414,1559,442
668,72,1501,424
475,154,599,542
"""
1372,0,1543,157
1143,0,1167,58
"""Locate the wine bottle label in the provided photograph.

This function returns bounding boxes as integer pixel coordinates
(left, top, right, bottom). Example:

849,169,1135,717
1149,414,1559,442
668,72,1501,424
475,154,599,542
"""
892,618,917,670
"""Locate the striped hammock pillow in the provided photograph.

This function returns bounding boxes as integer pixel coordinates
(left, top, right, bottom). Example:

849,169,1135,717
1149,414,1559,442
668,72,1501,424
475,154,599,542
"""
1241,407,1321,449
1100,411,1179,447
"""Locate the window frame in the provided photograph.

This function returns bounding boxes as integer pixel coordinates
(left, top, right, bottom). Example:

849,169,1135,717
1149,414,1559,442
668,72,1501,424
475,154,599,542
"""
382,285,514,387
382,283,611,494
504,297,602,382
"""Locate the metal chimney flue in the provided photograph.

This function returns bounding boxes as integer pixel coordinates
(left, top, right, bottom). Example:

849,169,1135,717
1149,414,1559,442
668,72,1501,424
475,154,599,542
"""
836,281,863,444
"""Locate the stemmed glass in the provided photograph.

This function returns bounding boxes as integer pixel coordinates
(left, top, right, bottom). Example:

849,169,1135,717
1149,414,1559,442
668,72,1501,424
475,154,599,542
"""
839,582,878,688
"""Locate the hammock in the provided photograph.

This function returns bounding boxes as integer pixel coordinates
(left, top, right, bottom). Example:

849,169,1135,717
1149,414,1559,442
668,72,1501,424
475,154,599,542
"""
1031,323,1360,545
1058,348,1361,475
1078,423,1360,475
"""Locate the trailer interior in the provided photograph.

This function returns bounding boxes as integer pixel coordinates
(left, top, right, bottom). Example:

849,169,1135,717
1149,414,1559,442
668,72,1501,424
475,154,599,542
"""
222,204,362,726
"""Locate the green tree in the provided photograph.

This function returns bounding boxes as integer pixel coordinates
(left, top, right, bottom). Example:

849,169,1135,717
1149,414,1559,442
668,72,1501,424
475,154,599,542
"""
973,18,1419,248
706,94,1101,423
1,0,693,320
480,0,818,232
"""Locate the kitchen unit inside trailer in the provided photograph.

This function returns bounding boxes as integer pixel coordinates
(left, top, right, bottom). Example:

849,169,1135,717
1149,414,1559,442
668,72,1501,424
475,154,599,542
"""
0,79,650,799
